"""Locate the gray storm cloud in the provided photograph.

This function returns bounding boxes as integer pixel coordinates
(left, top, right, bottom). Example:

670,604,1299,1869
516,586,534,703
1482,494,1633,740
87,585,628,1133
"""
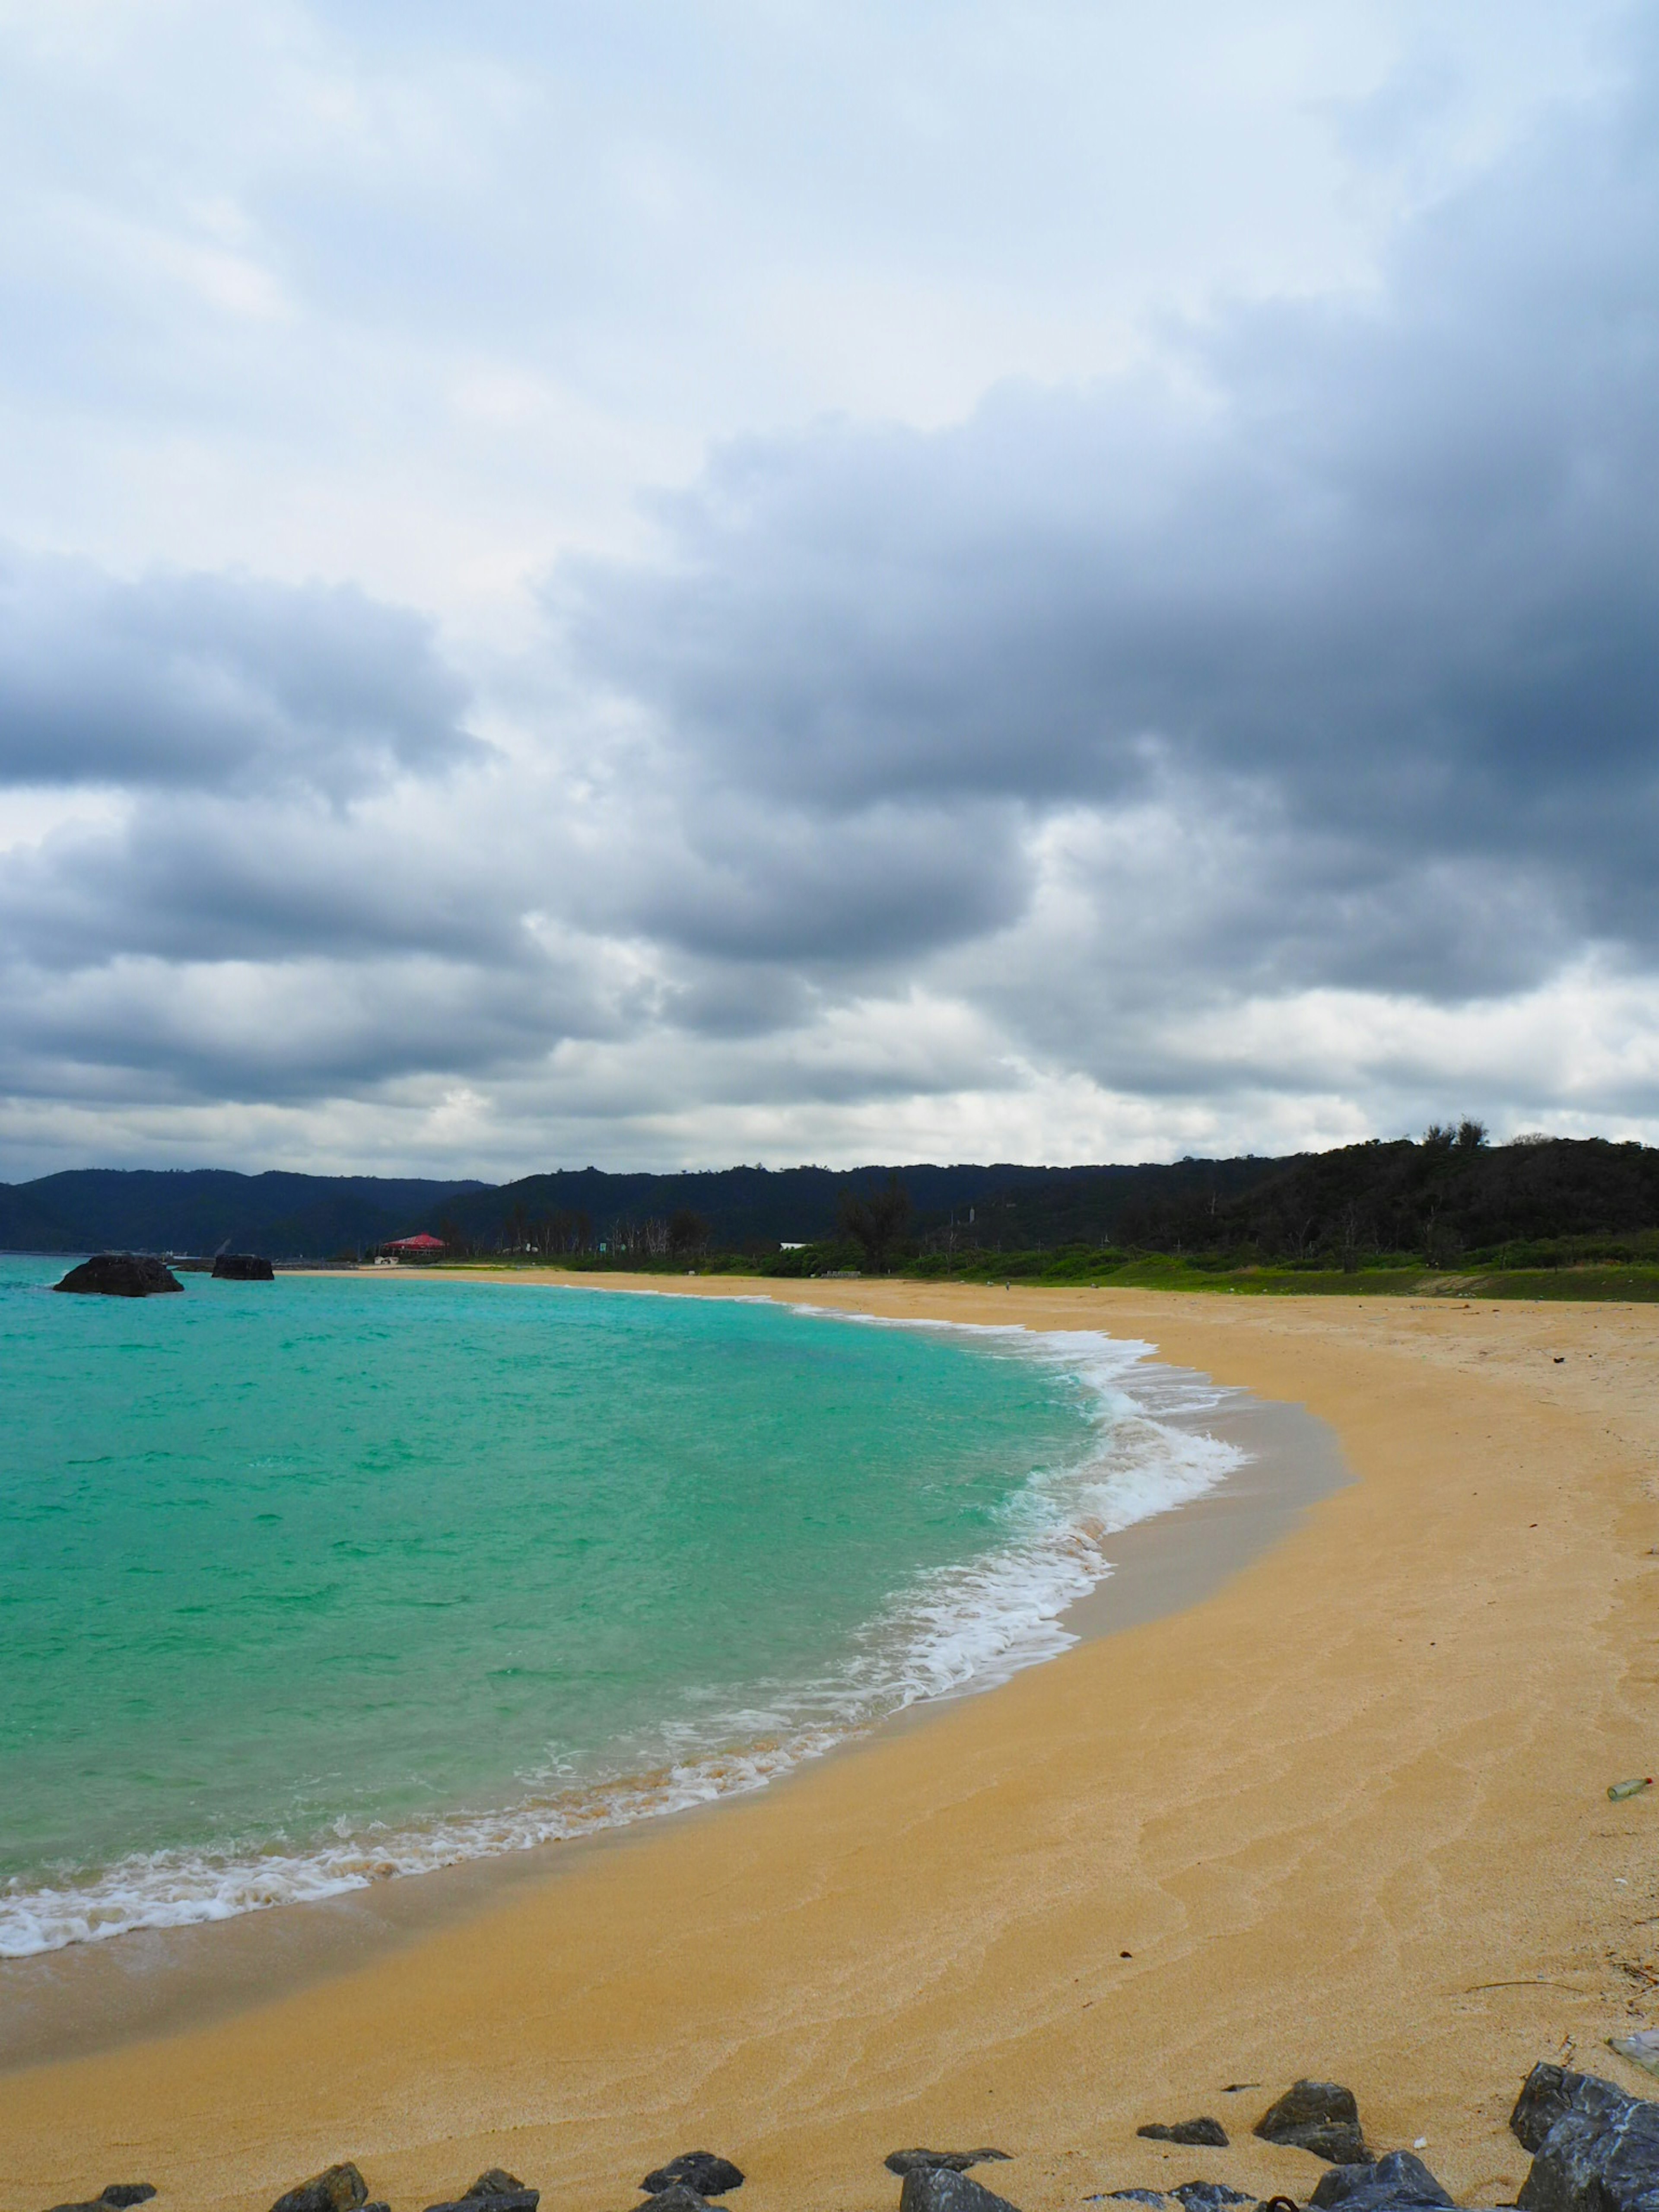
0,554,479,797
566,57,1659,999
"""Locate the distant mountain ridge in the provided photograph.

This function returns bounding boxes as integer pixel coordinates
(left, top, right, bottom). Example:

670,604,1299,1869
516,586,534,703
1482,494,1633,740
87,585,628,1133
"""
2,1138,1656,1263
0,1169,488,1259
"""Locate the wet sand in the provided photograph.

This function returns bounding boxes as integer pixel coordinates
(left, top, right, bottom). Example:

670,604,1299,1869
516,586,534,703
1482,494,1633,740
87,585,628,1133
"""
3,1281,1658,2212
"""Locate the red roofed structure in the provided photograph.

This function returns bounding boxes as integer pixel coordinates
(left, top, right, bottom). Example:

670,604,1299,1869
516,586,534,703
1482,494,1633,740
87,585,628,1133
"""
382,1233,446,1254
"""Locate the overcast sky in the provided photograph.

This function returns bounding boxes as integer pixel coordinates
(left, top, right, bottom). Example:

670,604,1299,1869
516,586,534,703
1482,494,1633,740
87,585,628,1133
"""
0,0,1654,1178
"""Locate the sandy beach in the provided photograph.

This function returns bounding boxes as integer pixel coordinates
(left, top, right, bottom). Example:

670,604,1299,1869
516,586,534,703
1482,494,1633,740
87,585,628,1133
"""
4,1281,1658,2212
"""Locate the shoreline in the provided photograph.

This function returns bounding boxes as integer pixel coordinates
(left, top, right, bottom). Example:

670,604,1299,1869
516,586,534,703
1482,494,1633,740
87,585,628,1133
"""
0,1287,1346,2071
3,1281,1657,2212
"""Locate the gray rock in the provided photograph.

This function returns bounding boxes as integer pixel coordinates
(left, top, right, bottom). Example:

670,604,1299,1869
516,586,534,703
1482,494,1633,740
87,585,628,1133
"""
899,2166,1023,2212
1171,2185,1252,2212
43,2193,159,2212
270,2168,369,2212
423,2186,539,2212
887,2154,1014,2177
1255,2086,1366,2168
1509,2063,1659,2212
1511,2065,1635,2156
424,2198,537,2212
636,2190,712,2212
1104,2194,1167,2207
642,2158,744,2197
1139,2124,1230,2150
1309,2153,1453,2212
54,1254,183,1297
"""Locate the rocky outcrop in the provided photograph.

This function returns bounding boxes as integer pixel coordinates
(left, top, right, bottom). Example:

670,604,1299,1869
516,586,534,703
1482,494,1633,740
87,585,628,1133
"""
270,2167,369,2212
1255,2082,1368,2165
642,2158,743,2197
1138,2123,1229,2149
212,1254,275,1280
887,2154,1013,2177
1510,2063,1659,2212
54,1254,182,1297
899,2166,1022,2212
1169,2186,1250,2212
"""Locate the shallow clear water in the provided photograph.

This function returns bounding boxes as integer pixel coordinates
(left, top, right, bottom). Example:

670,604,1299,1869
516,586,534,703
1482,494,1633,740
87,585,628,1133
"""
0,1260,1239,1955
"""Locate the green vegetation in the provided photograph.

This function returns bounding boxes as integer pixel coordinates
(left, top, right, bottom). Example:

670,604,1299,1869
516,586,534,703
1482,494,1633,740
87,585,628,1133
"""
429,1134,1659,1300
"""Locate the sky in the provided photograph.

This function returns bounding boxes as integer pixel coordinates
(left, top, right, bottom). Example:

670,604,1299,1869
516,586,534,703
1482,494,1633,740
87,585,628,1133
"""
0,0,1655,1179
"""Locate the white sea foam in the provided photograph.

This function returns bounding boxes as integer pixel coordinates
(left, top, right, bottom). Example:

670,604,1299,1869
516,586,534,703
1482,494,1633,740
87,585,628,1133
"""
0,1323,1244,1959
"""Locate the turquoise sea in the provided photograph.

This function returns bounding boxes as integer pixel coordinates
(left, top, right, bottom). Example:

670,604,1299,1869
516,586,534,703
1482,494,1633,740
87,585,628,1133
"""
0,1259,1239,1956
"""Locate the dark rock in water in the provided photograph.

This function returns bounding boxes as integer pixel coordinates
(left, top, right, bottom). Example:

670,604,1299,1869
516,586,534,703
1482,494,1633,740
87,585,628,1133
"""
270,2167,369,2212
899,2166,1023,2212
1508,2063,1659,2212
1171,2184,1252,2212
1139,2123,1230,2149
887,2153,1013,2177
1310,2153,1453,2212
54,1253,183,1298
212,1253,274,1281
1255,2085,1366,2166
642,2156,744,2197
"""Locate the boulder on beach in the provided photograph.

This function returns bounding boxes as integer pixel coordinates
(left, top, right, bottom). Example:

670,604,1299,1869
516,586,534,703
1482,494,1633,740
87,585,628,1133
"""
887,2154,1013,2177
1510,2061,1659,2212
43,2193,158,2212
1170,2186,1251,2212
453,2173,540,2212
212,1253,275,1281
899,2167,1023,2212
1310,2152,1453,2212
423,2181,539,2212
53,1253,183,1297
269,2167,369,2212
636,2190,712,2212
642,2156,744,2197
1255,2083,1367,2165
1138,2123,1230,2149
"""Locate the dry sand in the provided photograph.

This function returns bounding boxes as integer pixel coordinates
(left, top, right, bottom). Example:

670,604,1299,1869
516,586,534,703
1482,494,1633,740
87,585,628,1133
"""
5,1280,1659,2212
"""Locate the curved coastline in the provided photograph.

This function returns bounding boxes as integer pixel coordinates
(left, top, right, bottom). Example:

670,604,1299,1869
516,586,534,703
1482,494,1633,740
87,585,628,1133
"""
0,1278,1340,2067
2,1280,1654,2212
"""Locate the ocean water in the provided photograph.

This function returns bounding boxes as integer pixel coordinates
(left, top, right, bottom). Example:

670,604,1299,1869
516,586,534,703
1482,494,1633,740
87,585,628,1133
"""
0,1259,1242,1957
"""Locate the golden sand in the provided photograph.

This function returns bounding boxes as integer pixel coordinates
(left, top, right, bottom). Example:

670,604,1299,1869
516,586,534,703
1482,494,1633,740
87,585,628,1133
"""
4,1281,1659,2212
